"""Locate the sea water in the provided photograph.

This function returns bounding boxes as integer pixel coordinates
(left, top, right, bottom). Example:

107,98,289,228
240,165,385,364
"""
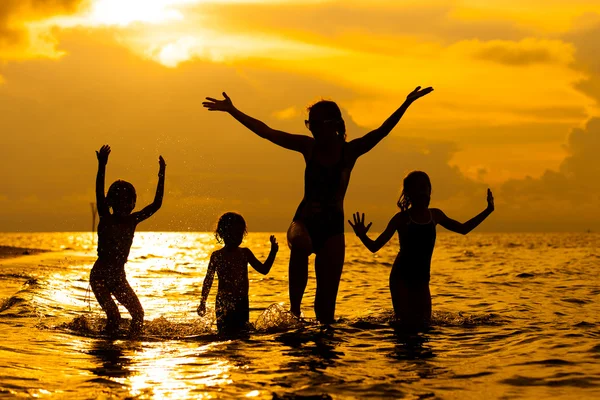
0,232,599,399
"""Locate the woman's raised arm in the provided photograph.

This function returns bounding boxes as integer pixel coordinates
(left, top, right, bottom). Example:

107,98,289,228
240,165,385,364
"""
348,86,433,159
203,92,312,156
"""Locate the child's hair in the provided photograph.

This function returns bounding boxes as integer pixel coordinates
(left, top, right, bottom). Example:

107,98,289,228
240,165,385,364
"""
397,171,431,212
106,180,137,212
215,212,247,244
306,100,346,141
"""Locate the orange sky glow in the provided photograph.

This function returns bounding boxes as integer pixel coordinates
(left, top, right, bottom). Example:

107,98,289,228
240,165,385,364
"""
1,0,600,231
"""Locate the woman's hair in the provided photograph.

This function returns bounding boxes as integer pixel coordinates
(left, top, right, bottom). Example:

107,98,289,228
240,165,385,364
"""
106,180,136,213
307,100,346,141
215,212,247,244
397,171,431,211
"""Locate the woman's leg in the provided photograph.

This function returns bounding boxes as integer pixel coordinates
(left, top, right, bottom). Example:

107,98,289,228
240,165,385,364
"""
287,221,312,317
90,272,121,333
112,278,145,337
314,234,345,324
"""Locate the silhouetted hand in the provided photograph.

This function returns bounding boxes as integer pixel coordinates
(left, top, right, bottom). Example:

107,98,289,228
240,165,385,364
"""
203,92,234,112
348,212,372,238
406,86,434,103
486,189,494,212
270,235,279,253
96,145,111,165
159,155,166,176
197,302,206,317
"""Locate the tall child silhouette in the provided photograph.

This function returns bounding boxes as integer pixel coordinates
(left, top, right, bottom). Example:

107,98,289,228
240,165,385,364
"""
91,145,166,337
203,87,432,323
349,171,494,328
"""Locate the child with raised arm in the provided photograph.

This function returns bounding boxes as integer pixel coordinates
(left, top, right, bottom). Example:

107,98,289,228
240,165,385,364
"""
91,145,166,337
348,171,494,328
197,212,279,334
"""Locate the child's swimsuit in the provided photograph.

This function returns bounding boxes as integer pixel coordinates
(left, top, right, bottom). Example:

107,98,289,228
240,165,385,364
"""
293,143,351,252
96,215,136,266
390,210,437,284
215,294,250,333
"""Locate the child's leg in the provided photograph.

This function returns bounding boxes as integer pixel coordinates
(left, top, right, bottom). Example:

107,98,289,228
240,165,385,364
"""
90,277,121,333
390,278,431,328
112,278,144,337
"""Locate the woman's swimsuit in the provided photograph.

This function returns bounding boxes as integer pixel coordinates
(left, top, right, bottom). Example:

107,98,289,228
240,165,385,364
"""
293,142,351,252
390,210,437,283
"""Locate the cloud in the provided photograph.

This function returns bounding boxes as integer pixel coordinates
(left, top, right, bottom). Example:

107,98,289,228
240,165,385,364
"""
197,2,530,45
564,17,600,105
0,0,87,60
469,38,573,66
498,117,600,230
273,106,301,120
559,118,600,180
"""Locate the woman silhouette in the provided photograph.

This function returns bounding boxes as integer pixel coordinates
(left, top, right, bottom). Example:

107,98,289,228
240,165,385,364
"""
203,87,432,323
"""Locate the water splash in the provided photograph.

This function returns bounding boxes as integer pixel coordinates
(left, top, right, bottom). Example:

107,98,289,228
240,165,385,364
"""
254,303,306,332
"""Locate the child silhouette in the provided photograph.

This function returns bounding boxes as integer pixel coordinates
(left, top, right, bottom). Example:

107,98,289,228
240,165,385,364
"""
349,171,494,328
197,212,279,334
91,145,166,337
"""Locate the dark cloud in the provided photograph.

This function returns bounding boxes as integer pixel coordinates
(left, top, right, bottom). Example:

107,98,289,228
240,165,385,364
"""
559,118,600,180
564,16,600,103
499,118,600,231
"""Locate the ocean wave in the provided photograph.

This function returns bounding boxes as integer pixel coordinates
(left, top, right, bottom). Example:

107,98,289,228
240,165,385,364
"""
0,278,40,317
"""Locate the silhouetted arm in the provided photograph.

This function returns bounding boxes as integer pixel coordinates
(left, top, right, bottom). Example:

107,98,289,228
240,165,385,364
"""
203,92,312,155
245,236,279,275
197,254,217,316
348,212,399,253
133,156,166,223
348,86,433,159
434,189,494,235
95,145,111,217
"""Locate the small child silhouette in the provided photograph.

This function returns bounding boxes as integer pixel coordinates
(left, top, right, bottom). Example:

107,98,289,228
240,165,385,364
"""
197,212,279,333
91,145,166,337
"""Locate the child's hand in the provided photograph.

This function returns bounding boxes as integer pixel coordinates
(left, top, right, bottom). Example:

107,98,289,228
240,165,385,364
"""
159,155,166,175
197,303,206,317
203,92,234,112
406,86,433,103
96,145,111,165
348,212,372,237
270,235,279,253
486,188,494,212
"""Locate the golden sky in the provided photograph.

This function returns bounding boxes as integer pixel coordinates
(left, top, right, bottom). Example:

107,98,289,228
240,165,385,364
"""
1,0,600,231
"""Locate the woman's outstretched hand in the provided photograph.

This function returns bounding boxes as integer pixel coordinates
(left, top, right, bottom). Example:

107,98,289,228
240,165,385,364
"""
486,188,494,212
406,86,434,103
348,212,372,237
203,92,234,112
96,145,111,165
